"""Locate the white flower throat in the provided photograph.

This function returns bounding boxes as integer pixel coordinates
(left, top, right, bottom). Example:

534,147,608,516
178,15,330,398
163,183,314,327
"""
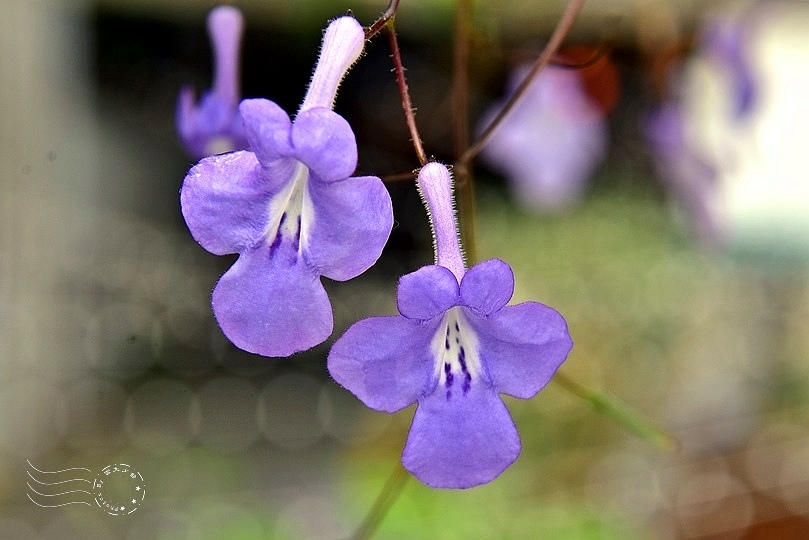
431,307,482,400
264,162,311,254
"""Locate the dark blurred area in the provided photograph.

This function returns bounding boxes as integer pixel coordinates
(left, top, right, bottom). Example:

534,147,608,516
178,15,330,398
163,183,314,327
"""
2,1,808,538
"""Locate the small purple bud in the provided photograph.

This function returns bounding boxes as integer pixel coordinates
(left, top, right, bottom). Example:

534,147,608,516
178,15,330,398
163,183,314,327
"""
176,5,248,158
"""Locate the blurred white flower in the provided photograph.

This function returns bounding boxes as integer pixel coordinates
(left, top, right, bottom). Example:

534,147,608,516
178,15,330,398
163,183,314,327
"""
649,2,809,261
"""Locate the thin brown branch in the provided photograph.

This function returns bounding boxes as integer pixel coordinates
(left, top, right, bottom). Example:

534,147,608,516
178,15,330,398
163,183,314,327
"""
380,170,417,183
387,21,429,166
365,0,401,39
506,40,611,71
459,0,587,166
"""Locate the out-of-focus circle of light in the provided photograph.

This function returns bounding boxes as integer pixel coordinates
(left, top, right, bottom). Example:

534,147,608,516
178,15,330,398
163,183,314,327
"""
62,378,127,452
40,513,112,540
585,448,663,523
156,343,216,378
125,378,196,454
193,376,260,453
132,226,175,301
275,495,348,539
162,272,212,347
0,518,37,539
318,382,391,446
192,502,266,539
778,441,809,515
0,379,66,456
85,301,161,380
127,508,198,540
257,374,325,450
744,422,806,493
675,470,753,539
210,329,275,377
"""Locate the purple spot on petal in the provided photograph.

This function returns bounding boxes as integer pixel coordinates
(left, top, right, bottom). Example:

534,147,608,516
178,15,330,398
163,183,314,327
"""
269,212,286,255
446,390,452,400
444,363,454,388
291,215,302,252
269,236,282,255
458,347,472,394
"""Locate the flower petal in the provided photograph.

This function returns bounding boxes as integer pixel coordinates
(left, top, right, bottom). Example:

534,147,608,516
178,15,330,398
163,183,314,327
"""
397,265,460,320
402,384,520,489
459,259,514,315
181,151,275,255
292,108,357,182
239,98,293,164
304,175,393,281
212,242,332,357
328,316,438,413
469,302,572,399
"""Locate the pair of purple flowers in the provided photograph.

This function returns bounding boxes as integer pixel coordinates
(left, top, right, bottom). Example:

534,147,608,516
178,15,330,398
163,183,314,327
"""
178,9,572,488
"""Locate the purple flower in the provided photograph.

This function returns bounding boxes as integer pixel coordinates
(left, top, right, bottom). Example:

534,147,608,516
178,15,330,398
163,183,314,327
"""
646,15,758,246
700,18,757,118
181,17,393,357
478,64,607,212
177,6,248,158
328,163,572,488
646,104,721,244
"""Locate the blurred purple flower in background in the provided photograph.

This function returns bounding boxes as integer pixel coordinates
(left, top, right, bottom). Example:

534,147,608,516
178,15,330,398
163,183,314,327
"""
181,17,393,357
328,163,572,488
646,103,722,244
478,63,608,212
177,5,249,158
646,15,759,246
701,17,757,118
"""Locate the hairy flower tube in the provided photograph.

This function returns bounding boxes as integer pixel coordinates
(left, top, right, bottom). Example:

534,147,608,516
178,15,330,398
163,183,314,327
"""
177,5,249,158
181,16,393,357
478,64,607,212
328,162,573,488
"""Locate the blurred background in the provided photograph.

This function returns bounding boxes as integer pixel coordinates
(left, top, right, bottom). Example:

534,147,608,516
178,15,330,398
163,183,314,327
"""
1,0,808,538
